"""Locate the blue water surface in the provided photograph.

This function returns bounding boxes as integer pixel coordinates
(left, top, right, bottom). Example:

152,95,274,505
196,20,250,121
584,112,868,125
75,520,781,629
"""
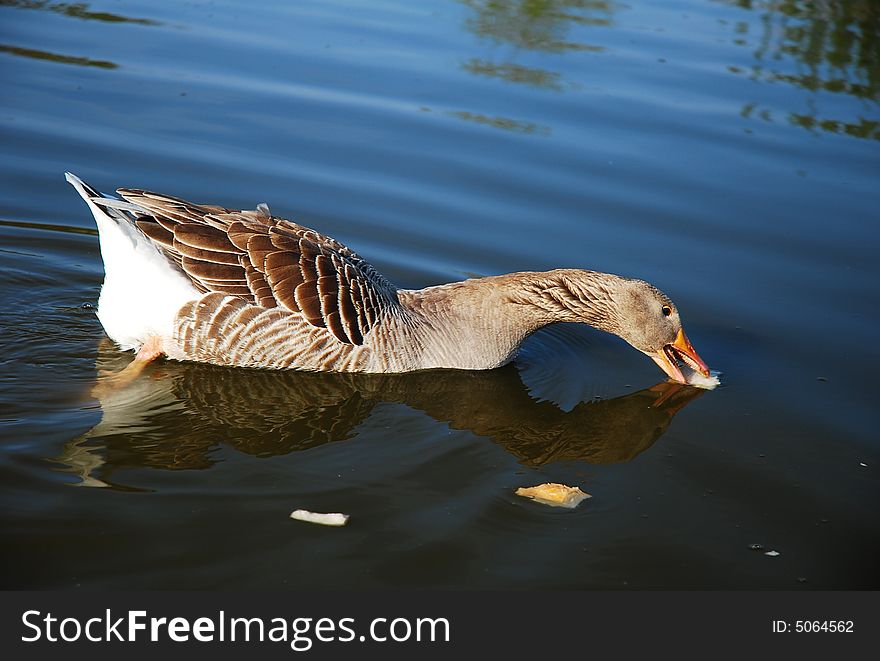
0,0,877,588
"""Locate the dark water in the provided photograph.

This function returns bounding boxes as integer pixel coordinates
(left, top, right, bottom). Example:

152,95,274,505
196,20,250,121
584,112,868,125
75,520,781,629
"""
1,0,878,589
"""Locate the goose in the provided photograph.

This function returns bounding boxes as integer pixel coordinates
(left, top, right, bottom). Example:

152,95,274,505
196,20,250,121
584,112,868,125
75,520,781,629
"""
66,172,710,383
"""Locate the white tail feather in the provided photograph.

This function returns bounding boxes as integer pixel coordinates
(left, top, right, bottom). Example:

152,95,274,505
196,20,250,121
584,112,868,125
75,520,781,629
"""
65,172,199,351
90,197,144,212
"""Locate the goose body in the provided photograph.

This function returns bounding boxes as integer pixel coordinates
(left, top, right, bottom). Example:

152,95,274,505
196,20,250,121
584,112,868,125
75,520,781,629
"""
66,173,710,380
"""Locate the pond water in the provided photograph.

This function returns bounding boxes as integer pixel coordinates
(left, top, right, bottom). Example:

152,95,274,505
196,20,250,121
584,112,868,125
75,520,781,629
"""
1,0,877,589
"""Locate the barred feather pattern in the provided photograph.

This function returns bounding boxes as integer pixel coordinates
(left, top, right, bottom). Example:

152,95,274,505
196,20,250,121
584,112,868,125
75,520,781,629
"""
507,271,624,336
116,188,409,369
172,294,356,370
168,292,430,371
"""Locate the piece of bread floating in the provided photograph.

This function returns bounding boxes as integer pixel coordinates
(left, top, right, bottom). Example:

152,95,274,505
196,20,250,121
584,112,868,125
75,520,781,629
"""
290,509,350,526
515,483,591,509
686,369,721,390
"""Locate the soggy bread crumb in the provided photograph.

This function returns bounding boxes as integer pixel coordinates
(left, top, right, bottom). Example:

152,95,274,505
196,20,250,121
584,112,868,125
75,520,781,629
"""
515,483,591,509
290,509,349,526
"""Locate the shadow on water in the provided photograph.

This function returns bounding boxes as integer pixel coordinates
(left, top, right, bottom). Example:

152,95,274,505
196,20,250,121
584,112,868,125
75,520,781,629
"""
721,0,880,139
55,341,705,489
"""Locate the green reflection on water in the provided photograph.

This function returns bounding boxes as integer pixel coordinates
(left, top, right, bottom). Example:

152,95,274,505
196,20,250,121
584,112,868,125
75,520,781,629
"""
462,58,565,90
0,218,98,236
419,106,551,135
0,0,160,25
458,0,612,92
723,0,880,140
460,0,612,52
453,1,617,133
0,43,117,68
449,109,551,134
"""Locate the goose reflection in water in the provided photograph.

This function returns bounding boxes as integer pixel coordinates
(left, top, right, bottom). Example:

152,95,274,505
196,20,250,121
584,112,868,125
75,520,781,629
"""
57,336,706,489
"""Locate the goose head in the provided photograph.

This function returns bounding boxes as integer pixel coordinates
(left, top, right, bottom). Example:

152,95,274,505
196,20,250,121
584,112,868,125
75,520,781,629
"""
608,278,709,383
547,271,710,384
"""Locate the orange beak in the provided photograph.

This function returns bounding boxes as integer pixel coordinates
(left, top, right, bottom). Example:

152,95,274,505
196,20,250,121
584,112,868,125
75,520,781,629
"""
650,329,710,384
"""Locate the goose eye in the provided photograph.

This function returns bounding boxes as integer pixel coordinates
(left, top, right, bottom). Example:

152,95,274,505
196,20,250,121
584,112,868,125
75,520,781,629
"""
661,305,672,317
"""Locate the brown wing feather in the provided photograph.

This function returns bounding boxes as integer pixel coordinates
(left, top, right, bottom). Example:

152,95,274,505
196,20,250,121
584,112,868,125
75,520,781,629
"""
117,188,400,345
135,217,173,247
